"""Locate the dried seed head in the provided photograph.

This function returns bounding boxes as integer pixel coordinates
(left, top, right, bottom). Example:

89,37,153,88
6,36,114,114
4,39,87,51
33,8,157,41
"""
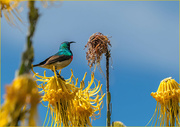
85,32,111,68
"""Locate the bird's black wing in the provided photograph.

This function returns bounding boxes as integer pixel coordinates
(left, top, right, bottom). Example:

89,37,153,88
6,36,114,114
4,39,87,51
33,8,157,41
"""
33,56,53,67
43,55,71,65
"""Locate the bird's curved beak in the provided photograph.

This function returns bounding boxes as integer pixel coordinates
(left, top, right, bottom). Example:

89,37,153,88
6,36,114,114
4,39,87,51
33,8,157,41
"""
70,41,76,44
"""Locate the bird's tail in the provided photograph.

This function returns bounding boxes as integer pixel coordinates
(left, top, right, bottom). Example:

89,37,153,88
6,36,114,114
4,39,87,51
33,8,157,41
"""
32,64,40,67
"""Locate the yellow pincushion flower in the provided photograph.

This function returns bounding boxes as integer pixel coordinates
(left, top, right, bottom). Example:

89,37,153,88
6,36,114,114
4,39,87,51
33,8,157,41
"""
71,72,105,126
32,68,79,127
0,74,40,126
0,0,22,11
0,0,23,26
148,77,180,126
1,0,59,26
32,67,105,127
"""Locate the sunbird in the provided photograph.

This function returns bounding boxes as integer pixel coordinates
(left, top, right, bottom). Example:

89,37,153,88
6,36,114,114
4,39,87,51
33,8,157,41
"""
33,41,75,80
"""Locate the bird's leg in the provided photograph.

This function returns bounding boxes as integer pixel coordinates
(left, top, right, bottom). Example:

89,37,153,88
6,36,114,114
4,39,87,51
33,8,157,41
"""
53,69,65,81
51,67,65,81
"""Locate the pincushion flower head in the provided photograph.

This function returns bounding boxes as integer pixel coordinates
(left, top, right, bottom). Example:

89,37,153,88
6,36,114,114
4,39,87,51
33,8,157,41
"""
32,67,79,127
85,32,111,69
1,0,59,26
71,72,105,126
32,66,105,127
0,74,40,126
0,0,23,25
149,77,180,126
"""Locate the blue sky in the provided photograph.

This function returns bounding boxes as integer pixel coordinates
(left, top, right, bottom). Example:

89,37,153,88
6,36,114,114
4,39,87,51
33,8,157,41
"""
1,1,179,126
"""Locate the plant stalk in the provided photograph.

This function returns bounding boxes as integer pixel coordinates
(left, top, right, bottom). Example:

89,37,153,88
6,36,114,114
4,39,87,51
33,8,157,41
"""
170,99,175,126
106,50,111,127
11,1,39,126
18,1,39,75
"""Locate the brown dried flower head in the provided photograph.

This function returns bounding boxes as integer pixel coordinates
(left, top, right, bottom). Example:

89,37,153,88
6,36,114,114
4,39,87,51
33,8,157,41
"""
85,32,111,68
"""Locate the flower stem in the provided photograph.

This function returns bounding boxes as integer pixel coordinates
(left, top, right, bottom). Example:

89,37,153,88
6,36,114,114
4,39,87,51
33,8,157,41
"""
18,1,39,75
170,99,175,126
12,1,39,126
106,50,111,126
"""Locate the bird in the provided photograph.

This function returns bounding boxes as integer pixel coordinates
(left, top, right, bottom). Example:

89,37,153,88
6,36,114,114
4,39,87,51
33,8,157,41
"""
33,41,75,80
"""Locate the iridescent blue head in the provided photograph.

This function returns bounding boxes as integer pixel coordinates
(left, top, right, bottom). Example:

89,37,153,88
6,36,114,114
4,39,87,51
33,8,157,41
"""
59,41,76,50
